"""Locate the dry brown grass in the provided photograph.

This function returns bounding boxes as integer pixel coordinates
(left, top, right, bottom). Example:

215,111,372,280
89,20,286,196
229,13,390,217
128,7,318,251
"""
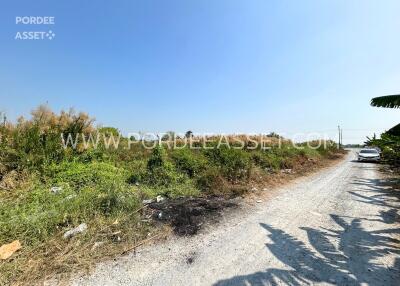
0,170,32,193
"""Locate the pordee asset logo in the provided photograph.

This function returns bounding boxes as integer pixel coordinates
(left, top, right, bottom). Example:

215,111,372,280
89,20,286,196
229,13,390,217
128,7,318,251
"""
15,16,56,40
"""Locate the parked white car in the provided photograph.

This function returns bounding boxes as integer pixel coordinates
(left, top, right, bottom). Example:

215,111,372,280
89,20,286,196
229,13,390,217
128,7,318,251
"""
357,148,381,162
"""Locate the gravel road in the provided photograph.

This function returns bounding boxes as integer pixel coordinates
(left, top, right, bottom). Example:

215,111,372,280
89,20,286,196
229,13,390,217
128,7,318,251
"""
72,151,400,286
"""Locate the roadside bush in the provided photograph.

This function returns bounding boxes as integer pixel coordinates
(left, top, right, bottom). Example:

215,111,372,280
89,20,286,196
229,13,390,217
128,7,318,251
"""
10,123,64,171
45,161,128,189
147,145,166,171
312,141,339,157
126,160,147,184
144,145,180,186
382,146,400,165
76,147,105,163
204,146,251,181
196,167,226,194
140,180,199,198
251,151,283,170
171,148,207,177
366,133,400,166
0,181,139,247
297,147,321,158
0,105,96,174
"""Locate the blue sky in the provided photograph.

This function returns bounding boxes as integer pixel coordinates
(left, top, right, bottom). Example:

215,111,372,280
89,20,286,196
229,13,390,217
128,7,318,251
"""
0,0,399,143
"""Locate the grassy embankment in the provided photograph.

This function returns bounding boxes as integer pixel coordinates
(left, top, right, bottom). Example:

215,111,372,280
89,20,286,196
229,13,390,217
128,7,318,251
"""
0,106,344,284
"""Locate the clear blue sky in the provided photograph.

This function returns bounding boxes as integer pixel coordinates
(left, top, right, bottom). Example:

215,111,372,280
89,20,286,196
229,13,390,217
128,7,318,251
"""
0,0,399,143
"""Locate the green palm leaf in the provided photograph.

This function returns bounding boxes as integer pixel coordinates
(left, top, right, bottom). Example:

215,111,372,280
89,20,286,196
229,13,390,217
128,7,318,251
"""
370,94,400,108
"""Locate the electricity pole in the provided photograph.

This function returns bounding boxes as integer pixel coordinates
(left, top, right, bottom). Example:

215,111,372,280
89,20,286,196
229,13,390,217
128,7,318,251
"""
338,125,343,149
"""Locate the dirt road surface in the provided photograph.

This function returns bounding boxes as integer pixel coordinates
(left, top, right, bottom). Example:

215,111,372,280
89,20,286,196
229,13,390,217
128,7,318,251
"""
71,151,400,286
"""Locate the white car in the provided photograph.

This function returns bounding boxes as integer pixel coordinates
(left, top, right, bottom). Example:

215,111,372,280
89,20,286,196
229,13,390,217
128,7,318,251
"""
357,148,381,162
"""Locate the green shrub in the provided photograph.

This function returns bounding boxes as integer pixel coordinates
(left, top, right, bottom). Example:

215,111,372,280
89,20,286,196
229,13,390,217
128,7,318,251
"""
145,145,180,186
147,145,166,171
204,146,251,181
76,147,105,163
0,181,139,246
365,133,400,166
140,180,200,198
145,163,179,186
45,161,128,189
171,148,206,177
10,124,64,171
251,151,282,170
196,167,226,193
298,147,321,158
382,146,400,165
126,160,147,184
1,106,97,174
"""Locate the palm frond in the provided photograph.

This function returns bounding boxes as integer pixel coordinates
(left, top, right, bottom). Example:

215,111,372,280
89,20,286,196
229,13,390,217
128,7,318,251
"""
387,123,400,136
370,94,400,108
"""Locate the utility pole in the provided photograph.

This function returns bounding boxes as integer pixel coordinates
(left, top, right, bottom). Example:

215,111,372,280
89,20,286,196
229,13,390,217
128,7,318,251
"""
338,125,341,149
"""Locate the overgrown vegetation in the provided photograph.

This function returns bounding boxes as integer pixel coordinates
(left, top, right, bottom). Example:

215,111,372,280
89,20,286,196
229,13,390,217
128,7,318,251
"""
368,94,400,167
0,105,343,285
365,130,400,167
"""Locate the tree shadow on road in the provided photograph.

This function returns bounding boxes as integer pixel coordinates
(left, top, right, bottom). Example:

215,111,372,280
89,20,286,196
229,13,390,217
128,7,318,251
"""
213,215,400,286
213,173,400,286
349,177,400,225
349,177,400,209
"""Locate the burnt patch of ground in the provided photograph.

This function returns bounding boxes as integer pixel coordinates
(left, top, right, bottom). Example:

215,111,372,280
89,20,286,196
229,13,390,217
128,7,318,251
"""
147,197,237,236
